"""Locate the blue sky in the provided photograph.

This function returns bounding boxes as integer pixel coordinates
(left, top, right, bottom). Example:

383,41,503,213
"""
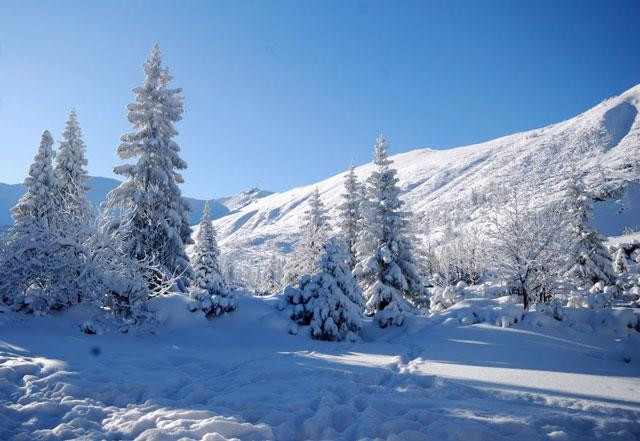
1,1,639,198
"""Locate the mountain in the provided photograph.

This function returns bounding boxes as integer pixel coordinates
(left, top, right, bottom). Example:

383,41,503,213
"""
213,84,640,270
0,177,272,228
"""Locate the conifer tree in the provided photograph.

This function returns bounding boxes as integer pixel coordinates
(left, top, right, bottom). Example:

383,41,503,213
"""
338,164,363,270
191,201,224,293
564,175,615,286
105,44,193,290
613,247,628,274
1,131,75,311
12,131,60,234
259,258,284,295
282,188,330,287
284,239,362,341
188,201,235,318
55,110,93,234
354,135,427,327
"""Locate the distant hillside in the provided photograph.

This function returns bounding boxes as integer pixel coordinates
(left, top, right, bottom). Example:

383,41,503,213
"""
0,177,271,227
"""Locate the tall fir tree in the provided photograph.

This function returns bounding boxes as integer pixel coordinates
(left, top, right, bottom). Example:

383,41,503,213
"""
191,201,224,293
2,131,77,311
55,109,93,234
12,131,60,234
282,188,330,287
564,174,615,286
105,44,194,290
338,164,363,270
354,135,427,327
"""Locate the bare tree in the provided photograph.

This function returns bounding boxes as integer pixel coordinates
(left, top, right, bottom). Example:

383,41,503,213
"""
486,186,569,310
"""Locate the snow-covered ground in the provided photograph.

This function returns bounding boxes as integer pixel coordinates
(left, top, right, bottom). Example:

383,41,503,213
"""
1,294,639,440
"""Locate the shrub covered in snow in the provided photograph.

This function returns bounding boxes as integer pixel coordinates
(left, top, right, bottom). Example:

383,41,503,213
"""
429,285,461,313
189,288,236,319
282,240,362,341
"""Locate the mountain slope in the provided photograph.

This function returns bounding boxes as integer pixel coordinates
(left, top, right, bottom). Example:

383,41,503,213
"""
214,84,640,269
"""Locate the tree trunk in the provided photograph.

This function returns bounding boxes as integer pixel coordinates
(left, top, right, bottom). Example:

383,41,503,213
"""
522,288,529,311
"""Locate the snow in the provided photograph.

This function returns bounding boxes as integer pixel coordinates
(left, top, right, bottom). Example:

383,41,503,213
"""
2,294,639,440
592,182,640,236
609,232,640,248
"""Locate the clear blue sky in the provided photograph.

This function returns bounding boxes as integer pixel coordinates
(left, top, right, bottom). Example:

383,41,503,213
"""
1,1,639,198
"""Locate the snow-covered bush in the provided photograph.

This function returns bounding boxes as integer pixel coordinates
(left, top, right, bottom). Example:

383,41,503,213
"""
188,289,236,319
428,222,488,286
567,284,614,310
533,298,565,321
282,240,362,341
432,297,526,328
429,285,459,313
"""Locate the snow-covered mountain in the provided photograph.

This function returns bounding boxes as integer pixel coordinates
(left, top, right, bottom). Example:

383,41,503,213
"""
0,177,272,228
214,84,640,268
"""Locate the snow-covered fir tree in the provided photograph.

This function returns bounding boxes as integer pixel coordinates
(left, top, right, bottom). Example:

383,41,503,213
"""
564,175,615,286
613,247,628,274
11,131,60,234
338,164,363,270
354,135,427,327
191,201,224,293
259,258,284,295
105,44,194,291
1,131,74,311
283,239,362,341
54,109,94,234
282,187,330,287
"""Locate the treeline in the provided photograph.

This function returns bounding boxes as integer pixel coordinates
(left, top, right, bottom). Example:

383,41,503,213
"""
1,45,637,340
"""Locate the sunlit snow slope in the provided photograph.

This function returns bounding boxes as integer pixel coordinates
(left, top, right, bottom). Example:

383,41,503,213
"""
215,84,640,267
